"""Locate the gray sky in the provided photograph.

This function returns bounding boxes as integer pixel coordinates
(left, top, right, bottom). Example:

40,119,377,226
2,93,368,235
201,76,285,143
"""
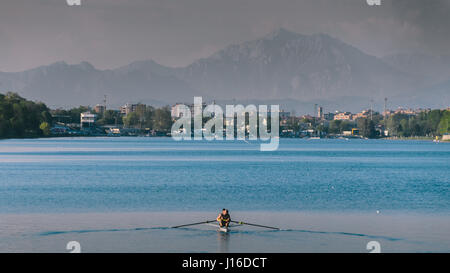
1,0,449,72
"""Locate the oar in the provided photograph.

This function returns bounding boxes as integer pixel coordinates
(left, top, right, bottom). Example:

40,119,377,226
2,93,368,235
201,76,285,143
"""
231,220,279,230
172,220,217,229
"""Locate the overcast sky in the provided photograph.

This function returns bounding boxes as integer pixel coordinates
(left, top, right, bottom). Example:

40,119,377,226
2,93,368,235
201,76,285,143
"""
1,0,449,72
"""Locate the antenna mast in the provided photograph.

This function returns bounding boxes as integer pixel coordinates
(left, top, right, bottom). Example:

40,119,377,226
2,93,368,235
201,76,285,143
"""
370,99,374,121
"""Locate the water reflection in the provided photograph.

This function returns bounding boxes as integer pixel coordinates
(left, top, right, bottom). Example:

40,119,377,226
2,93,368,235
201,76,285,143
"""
217,231,230,253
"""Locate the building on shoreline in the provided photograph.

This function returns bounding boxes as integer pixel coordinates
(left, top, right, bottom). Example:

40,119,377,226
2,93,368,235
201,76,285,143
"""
120,103,147,116
317,106,323,120
94,104,106,114
334,112,353,121
80,112,97,128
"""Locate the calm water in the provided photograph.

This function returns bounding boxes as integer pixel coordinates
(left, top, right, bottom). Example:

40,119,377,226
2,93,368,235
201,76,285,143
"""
0,137,449,252
0,137,448,214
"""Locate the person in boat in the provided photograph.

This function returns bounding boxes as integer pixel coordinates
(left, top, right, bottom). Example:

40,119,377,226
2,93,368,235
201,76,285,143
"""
217,209,231,227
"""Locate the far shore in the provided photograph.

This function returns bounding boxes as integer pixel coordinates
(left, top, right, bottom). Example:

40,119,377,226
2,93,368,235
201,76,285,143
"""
1,135,449,142
386,136,449,142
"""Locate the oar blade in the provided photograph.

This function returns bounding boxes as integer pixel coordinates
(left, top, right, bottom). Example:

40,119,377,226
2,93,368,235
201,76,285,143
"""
172,220,216,229
231,220,279,230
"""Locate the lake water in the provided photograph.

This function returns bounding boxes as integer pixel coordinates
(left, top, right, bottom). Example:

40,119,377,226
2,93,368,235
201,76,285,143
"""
0,137,449,252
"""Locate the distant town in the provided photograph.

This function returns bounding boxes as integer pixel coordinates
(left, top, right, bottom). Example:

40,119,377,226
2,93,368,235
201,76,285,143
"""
0,92,449,141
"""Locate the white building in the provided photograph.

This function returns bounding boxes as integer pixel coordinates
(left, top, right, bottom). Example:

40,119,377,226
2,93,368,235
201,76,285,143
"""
80,112,97,128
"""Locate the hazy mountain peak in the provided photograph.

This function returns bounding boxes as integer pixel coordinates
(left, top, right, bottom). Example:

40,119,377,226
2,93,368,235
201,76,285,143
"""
262,29,340,45
47,61,68,68
76,61,95,71
115,59,170,75
263,28,301,41
44,61,95,71
125,59,162,68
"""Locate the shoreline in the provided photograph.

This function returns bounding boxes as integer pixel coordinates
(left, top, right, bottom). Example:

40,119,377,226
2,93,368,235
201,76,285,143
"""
1,135,449,142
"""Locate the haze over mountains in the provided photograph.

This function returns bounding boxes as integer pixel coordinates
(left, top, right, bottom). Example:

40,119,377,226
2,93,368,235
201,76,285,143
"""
0,28,448,114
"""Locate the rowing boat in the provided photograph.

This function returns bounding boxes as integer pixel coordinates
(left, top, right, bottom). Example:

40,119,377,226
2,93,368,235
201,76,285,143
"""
172,219,279,232
205,222,229,232
218,226,229,233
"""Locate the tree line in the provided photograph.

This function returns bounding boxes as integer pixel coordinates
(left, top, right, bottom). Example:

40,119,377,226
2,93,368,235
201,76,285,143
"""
385,110,450,137
0,92,52,138
282,110,449,138
1,92,449,139
51,104,173,132
120,106,172,132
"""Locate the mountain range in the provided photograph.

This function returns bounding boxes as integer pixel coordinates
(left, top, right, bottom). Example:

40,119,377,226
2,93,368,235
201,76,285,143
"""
0,28,448,114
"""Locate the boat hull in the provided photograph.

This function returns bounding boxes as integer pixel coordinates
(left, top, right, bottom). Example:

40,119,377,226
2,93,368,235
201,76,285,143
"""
218,226,229,233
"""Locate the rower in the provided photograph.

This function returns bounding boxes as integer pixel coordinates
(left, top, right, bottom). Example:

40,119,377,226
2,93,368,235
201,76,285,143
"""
217,209,231,227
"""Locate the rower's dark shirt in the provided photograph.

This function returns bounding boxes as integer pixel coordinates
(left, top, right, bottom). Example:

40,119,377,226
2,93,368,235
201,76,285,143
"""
221,214,230,221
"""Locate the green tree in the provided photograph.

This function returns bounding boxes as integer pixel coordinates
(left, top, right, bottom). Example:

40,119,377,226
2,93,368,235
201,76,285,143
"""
39,122,51,136
152,106,172,132
143,106,155,129
438,110,450,135
123,112,140,128
0,92,52,138
329,120,342,134
97,110,123,126
357,118,377,138
399,119,410,137
339,120,353,133
68,106,89,123
316,123,328,134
